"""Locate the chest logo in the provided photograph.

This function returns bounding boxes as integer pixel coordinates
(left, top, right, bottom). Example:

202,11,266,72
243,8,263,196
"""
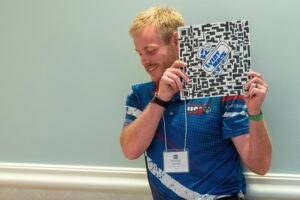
187,104,211,114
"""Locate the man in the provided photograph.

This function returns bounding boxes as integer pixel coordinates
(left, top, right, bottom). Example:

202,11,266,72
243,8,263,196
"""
120,6,272,200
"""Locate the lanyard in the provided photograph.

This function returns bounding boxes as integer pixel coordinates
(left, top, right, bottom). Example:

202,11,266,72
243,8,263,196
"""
162,99,188,151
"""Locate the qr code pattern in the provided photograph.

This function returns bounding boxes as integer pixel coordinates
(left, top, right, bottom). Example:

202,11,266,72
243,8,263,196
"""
178,20,251,100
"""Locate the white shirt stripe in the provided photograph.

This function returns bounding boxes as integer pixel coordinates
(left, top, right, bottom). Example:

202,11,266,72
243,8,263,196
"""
145,154,231,200
126,106,142,118
223,110,247,118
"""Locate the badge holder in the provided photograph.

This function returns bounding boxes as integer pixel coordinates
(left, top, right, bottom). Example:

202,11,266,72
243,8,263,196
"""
163,149,189,173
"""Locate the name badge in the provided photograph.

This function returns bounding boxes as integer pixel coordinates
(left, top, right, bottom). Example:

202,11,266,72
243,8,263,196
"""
163,150,189,173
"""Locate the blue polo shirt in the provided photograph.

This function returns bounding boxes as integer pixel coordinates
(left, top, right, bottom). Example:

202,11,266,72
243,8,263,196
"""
124,82,249,200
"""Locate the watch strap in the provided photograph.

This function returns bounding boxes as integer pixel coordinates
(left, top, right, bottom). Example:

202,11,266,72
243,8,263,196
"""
151,95,170,108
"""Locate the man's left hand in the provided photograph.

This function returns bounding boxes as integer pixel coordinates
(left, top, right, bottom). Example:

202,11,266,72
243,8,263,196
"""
244,70,268,115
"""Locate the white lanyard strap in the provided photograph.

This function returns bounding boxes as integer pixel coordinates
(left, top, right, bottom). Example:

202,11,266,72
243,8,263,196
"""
162,99,188,151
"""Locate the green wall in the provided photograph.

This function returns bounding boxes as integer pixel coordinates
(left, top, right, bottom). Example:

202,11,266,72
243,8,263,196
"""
1,0,299,174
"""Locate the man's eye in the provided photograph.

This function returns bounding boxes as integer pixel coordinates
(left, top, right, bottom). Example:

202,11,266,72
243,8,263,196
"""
147,49,157,55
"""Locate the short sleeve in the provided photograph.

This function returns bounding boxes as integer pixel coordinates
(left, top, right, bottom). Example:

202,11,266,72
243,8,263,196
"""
123,88,142,127
222,96,249,139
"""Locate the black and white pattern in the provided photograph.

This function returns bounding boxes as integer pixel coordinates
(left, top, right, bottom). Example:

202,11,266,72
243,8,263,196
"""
178,20,251,100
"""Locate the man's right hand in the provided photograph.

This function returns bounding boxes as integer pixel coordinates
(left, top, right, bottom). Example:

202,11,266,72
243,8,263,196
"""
157,60,190,101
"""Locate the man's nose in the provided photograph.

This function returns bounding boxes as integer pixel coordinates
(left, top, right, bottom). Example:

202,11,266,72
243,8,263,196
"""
141,54,150,66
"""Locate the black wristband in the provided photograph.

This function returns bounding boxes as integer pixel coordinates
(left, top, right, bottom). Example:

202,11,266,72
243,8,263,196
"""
151,94,170,108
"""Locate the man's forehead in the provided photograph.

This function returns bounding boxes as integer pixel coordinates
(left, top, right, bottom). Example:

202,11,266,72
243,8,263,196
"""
135,25,163,40
134,32,162,52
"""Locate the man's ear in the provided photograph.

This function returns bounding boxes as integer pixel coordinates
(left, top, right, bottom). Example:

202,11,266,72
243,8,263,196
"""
172,32,179,46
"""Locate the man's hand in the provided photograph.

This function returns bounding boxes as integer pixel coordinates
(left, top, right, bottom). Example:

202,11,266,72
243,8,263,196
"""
157,60,190,101
245,70,268,115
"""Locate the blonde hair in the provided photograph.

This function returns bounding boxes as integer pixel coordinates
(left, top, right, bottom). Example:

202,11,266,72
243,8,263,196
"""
129,6,185,44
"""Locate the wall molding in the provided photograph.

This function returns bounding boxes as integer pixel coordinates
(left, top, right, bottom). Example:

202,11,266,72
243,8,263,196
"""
245,172,300,199
0,163,300,199
0,163,150,194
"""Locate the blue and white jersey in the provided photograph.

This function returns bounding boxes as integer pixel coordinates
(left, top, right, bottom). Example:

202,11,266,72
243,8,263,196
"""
124,82,249,200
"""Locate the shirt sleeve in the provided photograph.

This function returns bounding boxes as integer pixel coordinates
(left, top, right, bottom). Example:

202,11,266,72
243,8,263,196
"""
123,88,142,127
221,96,249,139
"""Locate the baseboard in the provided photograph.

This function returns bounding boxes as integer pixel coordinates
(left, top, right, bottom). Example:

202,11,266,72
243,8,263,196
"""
0,163,299,199
245,172,300,200
0,163,150,194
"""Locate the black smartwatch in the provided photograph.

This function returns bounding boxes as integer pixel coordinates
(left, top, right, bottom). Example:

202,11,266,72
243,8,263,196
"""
151,94,170,109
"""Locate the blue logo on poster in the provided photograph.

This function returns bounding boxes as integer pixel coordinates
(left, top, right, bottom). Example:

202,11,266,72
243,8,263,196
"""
198,41,231,76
